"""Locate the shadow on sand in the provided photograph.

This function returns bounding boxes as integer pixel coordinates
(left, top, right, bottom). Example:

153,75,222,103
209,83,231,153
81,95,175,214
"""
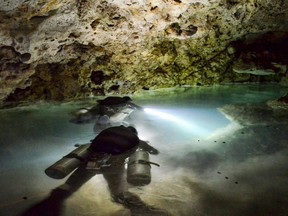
21,164,169,216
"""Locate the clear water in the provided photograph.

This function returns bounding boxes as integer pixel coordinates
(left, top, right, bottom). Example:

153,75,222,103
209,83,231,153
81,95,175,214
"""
0,84,287,216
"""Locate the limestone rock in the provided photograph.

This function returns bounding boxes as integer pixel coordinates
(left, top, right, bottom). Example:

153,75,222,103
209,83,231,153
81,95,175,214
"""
231,31,288,79
267,93,288,110
0,0,288,103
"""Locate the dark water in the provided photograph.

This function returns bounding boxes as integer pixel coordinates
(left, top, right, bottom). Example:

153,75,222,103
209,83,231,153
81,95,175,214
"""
0,84,287,216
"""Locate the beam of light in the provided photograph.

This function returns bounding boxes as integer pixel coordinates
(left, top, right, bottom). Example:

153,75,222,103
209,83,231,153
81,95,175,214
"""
144,108,208,136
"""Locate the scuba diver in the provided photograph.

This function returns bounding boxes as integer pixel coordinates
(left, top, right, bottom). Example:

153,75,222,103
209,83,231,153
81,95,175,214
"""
22,126,167,216
69,96,142,124
97,96,142,111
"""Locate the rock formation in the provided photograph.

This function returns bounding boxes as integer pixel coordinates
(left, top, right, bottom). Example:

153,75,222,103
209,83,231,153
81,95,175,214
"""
0,0,288,103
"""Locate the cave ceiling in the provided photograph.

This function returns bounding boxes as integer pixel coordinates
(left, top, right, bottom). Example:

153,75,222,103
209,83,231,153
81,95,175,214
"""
0,0,288,103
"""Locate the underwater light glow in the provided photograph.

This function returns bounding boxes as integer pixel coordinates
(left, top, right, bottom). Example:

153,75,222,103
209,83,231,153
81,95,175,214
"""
144,108,208,136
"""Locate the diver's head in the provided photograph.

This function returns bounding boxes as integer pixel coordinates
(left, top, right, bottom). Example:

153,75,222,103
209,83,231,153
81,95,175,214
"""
127,126,138,135
123,96,132,102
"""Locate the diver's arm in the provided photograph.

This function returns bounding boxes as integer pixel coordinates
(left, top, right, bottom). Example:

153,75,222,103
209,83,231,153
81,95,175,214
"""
127,102,143,110
138,140,159,155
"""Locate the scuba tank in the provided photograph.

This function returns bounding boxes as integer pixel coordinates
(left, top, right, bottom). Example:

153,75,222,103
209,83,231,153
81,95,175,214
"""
127,150,159,186
45,144,91,179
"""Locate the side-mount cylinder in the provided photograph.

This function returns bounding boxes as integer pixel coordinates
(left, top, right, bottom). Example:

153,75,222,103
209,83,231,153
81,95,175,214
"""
127,150,159,186
45,144,91,179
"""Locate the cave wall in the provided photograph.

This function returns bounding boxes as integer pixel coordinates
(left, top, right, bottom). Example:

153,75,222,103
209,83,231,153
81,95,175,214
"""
0,0,288,103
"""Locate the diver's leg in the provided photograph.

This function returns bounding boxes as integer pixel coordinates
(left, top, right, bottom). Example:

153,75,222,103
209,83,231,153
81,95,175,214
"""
22,166,96,216
56,165,96,195
102,164,128,199
102,164,147,208
102,164,170,216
